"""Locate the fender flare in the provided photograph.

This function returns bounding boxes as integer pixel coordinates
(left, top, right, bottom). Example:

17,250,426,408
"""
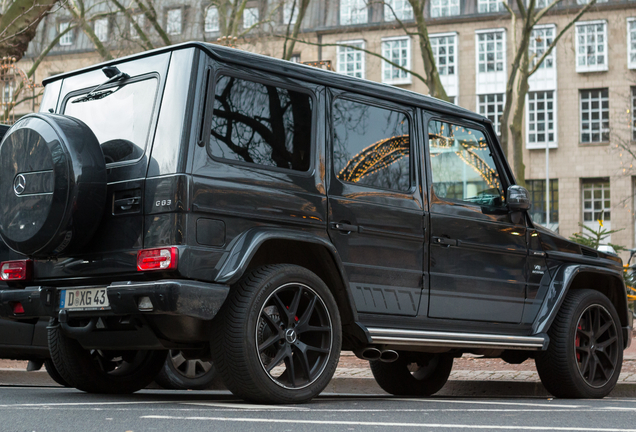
532,264,630,336
214,227,358,322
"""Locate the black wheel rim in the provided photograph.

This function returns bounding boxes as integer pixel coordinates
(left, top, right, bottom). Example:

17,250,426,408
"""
574,304,619,388
168,350,213,379
256,282,333,389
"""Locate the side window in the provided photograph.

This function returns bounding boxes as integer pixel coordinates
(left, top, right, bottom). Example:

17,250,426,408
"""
209,75,312,171
332,98,410,192
428,120,505,207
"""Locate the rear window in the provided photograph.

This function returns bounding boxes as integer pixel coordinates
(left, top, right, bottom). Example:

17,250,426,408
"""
208,75,313,172
63,77,158,164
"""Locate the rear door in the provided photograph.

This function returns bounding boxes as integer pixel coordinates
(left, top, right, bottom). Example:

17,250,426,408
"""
327,91,425,317
425,116,527,323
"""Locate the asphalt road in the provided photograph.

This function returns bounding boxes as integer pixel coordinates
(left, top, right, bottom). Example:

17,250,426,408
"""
2,386,636,432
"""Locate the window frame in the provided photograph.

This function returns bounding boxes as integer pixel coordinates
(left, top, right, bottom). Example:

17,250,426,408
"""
381,36,412,85
94,17,109,43
243,6,259,29
330,93,416,194
632,86,636,142
59,73,161,168
579,88,609,144
59,22,74,46
130,13,145,39
430,0,460,18
384,0,414,21
337,40,366,79
628,18,636,70
477,0,504,13
166,8,183,35
430,31,458,99
477,93,505,136
204,68,317,176
204,6,220,33
575,20,608,73
340,0,368,25
582,179,611,223
424,113,512,209
526,90,557,149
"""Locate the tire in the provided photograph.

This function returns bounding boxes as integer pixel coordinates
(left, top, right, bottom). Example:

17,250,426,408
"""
211,264,342,404
535,289,623,398
48,321,167,394
154,350,221,390
370,353,454,396
43,358,69,387
0,113,106,257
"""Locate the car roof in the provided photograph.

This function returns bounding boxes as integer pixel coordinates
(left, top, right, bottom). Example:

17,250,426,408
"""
43,41,490,125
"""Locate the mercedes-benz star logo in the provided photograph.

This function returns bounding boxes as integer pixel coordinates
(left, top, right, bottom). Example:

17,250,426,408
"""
285,328,297,344
13,174,26,196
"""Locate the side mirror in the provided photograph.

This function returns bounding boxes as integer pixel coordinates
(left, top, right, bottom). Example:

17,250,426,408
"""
507,185,531,211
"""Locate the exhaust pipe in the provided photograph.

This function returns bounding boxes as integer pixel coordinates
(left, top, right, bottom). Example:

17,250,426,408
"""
379,350,399,363
354,347,381,361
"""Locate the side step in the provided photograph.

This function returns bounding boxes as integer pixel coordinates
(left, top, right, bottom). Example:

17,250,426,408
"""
367,327,548,351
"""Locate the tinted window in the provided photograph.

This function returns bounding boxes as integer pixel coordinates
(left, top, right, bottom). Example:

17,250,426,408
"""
333,98,410,191
64,78,157,164
429,120,504,206
209,75,312,171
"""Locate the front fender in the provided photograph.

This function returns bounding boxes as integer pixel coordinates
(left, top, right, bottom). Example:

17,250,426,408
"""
532,264,632,348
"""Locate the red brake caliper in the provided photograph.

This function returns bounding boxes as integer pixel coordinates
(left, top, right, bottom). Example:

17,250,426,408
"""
575,323,582,362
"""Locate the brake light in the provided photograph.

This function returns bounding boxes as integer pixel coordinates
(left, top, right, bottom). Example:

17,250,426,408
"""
137,247,178,271
0,260,32,281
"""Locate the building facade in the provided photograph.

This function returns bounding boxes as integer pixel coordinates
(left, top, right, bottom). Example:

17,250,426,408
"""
15,0,636,258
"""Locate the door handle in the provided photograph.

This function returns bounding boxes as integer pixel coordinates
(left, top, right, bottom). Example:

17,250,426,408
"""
432,236,458,247
331,222,359,233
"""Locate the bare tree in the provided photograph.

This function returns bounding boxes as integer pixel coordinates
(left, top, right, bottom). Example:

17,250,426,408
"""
0,0,63,61
500,0,596,186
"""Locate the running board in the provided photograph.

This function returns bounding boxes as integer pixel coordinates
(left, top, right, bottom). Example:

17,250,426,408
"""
367,327,548,351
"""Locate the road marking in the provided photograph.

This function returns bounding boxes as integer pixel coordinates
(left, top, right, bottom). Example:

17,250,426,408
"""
0,401,183,408
141,415,636,431
388,398,587,408
181,402,310,410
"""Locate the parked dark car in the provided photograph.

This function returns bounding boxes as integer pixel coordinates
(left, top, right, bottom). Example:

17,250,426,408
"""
0,43,631,403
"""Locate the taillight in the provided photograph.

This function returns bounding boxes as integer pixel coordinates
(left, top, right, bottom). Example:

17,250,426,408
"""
11,302,24,314
137,247,178,271
0,260,32,281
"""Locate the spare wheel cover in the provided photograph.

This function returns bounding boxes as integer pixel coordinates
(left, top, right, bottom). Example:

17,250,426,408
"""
0,113,107,257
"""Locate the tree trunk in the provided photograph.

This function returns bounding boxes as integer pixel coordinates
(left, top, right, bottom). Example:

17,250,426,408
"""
0,0,60,61
510,56,529,187
282,0,310,60
134,0,171,46
408,0,449,102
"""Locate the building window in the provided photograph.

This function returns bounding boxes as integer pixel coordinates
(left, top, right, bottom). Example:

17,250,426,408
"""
384,0,413,21
94,18,108,42
340,0,368,25
204,6,219,32
529,26,554,70
577,0,607,4
381,37,411,85
477,31,504,73
430,0,460,17
527,91,555,146
478,94,504,135
527,179,559,226
580,89,609,143
2,80,14,104
583,180,610,223
431,34,455,77
290,54,301,63
576,21,608,73
166,9,182,35
283,0,298,24
337,40,365,79
243,7,258,28
632,87,636,141
130,13,145,39
59,22,73,46
478,0,503,13
629,18,636,69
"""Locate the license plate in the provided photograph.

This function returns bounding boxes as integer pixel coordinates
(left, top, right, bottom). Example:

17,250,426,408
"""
59,288,109,310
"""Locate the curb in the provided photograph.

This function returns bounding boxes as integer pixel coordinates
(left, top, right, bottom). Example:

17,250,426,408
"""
3,369,636,398
324,377,636,397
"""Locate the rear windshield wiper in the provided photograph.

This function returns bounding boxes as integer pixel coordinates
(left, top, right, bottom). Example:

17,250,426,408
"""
72,66,129,104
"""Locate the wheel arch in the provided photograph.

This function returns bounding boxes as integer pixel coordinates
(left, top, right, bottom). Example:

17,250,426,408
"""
533,264,631,348
214,228,366,346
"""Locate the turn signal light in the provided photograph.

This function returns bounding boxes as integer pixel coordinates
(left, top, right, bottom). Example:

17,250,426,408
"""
0,260,32,281
137,247,178,271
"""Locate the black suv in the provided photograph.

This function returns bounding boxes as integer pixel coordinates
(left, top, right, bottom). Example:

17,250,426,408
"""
0,43,631,403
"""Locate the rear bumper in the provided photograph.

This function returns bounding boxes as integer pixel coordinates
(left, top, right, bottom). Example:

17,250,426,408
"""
0,279,230,321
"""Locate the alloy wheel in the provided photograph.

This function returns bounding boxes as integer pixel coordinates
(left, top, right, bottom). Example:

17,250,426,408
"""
256,282,333,389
